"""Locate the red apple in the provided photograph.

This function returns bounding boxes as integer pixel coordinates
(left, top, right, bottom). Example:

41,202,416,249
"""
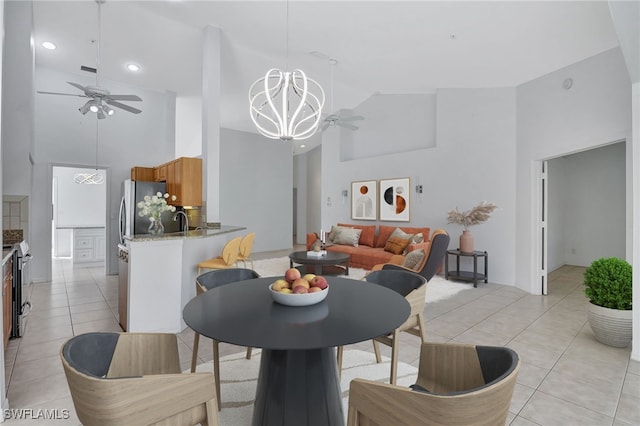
292,285,308,294
311,276,328,290
284,268,302,283
308,286,322,293
292,278,309,290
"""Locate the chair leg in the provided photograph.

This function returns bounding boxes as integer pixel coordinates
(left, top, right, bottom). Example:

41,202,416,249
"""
213,340,222,411
191,332,200,373
336,346,344,378
204,399,220,426
417,312,427,343
372,340,382,363
246,347,252,359
389,331,400,385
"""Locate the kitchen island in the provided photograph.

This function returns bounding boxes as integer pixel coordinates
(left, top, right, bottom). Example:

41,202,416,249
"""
122,225,246,333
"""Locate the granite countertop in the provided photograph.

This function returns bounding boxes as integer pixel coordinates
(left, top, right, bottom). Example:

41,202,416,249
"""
2,247,15,265
125,225,246,243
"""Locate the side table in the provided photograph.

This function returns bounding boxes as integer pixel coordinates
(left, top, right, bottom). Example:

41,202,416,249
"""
445,249,488,288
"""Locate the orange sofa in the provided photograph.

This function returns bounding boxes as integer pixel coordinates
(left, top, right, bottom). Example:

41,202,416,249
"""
306,224,431,270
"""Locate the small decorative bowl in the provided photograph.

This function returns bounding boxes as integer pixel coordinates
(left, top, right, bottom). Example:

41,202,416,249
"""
269,283,329,307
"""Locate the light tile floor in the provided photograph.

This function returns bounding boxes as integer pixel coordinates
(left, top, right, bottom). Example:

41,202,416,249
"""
2,249,638,425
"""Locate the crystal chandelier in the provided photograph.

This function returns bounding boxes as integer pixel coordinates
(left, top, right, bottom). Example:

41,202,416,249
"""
248,2,324,141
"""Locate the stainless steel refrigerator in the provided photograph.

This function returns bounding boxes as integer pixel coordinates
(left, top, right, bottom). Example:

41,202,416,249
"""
118,179,180,242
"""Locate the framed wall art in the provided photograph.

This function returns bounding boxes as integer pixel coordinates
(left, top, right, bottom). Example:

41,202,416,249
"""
379,178,410,221
351,180,377,220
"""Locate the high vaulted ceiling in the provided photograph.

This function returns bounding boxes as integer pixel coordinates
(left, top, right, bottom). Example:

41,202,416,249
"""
33,1,620,138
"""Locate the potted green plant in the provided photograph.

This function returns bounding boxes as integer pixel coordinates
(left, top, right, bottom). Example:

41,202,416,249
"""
583,257,632,347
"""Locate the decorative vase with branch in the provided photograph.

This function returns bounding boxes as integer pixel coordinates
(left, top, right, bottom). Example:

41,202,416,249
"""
447,201,497,253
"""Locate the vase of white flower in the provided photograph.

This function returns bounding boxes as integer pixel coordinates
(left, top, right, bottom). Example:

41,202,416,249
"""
137,192,176,235
148,214,165,235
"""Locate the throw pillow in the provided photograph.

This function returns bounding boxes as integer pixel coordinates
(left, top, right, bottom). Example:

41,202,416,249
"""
384,236,411,255
333,228,362,247
402,249,425,270
328,225,351,243
390,227,415,241
410,233,424,244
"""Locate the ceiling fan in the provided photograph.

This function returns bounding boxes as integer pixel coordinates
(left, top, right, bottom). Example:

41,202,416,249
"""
38,81,142,118
321,58,364,132
36,0,142,119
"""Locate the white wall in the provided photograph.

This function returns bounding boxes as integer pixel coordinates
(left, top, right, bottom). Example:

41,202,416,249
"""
318,88,517,285
1,1,33,199
53,166,107,227
293,152,307,245
0,0,8,413
516,47,632,294
306,146,322,241
219,128,293,253
341,94,436,161
548,142,626,271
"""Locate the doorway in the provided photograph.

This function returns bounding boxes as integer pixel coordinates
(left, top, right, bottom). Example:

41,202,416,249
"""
537,141,626,294
51,166,108,271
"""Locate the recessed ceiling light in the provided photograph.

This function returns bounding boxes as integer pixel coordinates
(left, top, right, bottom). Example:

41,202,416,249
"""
42,41,56,50
300,144,306,148
126,63,141,72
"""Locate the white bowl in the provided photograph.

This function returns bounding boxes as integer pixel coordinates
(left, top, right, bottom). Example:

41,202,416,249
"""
269,283,329,306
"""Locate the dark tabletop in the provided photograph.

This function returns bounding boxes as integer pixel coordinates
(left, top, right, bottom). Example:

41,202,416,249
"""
289,250,350,264
183,276,410,351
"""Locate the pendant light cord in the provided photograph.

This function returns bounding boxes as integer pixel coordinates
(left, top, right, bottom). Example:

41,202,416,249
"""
285,0,289,71
95,0,102,170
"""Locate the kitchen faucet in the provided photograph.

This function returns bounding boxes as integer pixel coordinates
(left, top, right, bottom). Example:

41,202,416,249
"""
172,211,189,233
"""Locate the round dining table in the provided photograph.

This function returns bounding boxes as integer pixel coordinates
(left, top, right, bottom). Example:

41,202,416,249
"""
183,276,410,426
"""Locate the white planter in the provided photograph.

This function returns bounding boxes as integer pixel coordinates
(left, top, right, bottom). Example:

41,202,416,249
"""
587,302,632,348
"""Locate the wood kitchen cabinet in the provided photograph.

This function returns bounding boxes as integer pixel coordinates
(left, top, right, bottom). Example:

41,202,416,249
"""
130,167,155,181
164,157,202,206
3,254,13,348
154,164,167,182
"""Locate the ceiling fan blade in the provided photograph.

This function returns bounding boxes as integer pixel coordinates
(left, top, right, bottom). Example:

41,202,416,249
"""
340,115,365,122
37,90,88,98
67,81,88,92
339,122,359,131
106,100,142,114
106,94,143,102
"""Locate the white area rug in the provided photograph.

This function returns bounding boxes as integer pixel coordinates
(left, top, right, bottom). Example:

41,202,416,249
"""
193,349,418,425
252,256,471,304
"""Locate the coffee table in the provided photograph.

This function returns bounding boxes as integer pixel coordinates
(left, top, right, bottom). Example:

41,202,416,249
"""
183,276,410,426
289,250,350,276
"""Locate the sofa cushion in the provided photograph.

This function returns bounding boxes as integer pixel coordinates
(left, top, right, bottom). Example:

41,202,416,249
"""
333,228,362,246
326,245,397,270
384,236,411,255
337,223,376,247
376,225,431,248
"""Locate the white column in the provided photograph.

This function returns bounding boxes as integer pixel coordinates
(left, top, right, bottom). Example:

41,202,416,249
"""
201,26,221,224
